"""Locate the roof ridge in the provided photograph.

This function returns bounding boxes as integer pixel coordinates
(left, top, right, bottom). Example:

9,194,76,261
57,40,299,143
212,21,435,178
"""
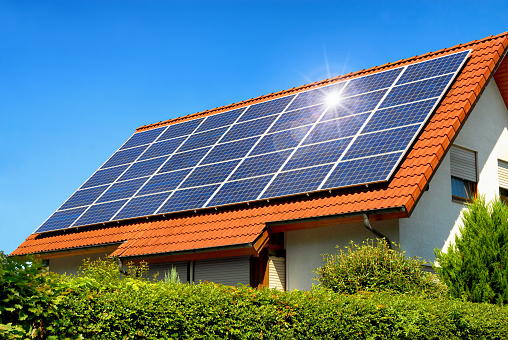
135,31,508,133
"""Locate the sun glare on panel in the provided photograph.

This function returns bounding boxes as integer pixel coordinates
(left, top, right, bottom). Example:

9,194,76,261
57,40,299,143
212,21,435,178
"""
325,92,342,108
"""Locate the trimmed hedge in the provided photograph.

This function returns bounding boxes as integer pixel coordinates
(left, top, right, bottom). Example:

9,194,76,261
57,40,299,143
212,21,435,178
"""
49,263,508,339
3,257,508,339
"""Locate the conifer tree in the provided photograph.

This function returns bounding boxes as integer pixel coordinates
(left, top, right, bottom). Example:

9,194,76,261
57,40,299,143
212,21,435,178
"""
435,197,508,304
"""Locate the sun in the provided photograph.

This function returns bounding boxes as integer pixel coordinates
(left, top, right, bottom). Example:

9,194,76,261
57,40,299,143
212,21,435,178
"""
325,92,342,107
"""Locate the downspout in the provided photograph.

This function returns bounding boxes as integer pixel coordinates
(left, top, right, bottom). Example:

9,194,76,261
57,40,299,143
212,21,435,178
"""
362,213,393,249
117,257,128,275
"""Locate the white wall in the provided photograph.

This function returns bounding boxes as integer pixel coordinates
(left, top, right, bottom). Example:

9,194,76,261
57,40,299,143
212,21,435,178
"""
285,219,399,291
399,80,508,262
49,252,107,276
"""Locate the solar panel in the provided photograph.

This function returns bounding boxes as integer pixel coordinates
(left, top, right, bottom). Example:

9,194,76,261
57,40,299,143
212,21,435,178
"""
35,50,471,233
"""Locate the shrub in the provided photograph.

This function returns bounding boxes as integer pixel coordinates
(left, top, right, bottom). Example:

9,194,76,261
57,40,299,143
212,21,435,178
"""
52,271,508,339
435,196,508,304
0,252,61,339
315,239,447,297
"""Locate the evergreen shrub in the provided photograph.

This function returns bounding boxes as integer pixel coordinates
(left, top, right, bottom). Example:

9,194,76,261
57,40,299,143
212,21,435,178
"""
315,239,446,297
435,197,508,304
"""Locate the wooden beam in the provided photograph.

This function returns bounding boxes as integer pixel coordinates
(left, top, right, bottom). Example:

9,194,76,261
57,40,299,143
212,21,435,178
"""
33,245,121,260
125,247,257,265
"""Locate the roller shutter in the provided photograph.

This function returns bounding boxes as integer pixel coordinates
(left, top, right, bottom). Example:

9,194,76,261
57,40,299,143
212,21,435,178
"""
194,256,250,287
268,257,286,291
145,261,188,283
499,160,508,189
450,146,477,182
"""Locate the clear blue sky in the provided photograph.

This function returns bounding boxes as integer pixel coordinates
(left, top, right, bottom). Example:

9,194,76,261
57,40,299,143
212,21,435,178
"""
1,0,507,254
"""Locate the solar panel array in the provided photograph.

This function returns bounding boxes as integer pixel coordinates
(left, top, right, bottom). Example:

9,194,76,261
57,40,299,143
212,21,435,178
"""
35,50,470,233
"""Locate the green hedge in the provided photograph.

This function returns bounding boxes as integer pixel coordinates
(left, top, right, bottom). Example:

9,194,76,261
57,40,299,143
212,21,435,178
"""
3,256,508,339
51,277,508,339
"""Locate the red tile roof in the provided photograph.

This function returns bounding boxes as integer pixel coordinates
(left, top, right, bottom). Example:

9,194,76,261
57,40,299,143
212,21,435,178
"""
12,32,508,259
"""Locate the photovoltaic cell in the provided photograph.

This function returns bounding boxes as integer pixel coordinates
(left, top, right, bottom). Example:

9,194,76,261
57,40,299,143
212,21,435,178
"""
179,127,227,152
284,138,352,171
239,95,295,122
208,176,272,206
380,74,453,108
137,169,191,196
270,105,325,133
321,89,387,122
157,118,204,142
201,137,258,165
60,185,109,210
34,50,470,233
341,68,402,97
115,192,172,220
396,51,469,85
196,108,244,133
120,127,165,150
222,115,278,143
101,145,148,169
180,160,240,188
323,152,402,189
74,200,128,226
261,164,334,198
38,207,88,232
138,137,186,161
250,126,310,156
343,125,420,160
363,99,435,134
81,165,129,189
96,177,148,203
287,83,345,110
158,147,212,173
118,157,167,181
302,113,368,145
230,150,292,180
158,185,220,214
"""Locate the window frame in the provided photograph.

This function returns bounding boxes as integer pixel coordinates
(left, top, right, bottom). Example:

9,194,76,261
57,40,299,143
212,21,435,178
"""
450,145,477,203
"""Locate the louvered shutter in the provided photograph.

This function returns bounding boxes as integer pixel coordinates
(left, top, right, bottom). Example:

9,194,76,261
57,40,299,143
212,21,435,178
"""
450,146,477,182
194,256,250,287
268,257,286,291
498,160,508,189
145,261,188,282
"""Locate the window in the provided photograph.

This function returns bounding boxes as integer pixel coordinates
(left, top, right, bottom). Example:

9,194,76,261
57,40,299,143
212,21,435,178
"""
450,146,477,202
498,160,508,204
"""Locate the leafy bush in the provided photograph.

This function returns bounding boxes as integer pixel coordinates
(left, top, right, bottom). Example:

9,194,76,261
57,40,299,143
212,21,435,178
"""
0,252,61,339
315,239,447,297
49,258,508,339
435,197,508,304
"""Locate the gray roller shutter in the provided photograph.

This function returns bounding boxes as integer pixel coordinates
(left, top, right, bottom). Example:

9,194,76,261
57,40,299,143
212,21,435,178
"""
268,257,286,291
499,160,508,189
145,261,188,283
450,146,477,182
194,256,250,287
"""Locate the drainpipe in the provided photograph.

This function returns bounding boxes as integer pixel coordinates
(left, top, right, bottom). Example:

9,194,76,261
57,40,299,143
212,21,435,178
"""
117,257,128,275
362,213,392,249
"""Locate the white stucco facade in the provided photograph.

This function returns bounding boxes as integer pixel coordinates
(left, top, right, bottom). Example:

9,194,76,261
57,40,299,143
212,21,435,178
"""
399,80,508,262
285,80,508,291
285,220,399,290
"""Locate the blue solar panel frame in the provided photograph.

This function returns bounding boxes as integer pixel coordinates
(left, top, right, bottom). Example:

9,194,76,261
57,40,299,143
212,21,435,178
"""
35,50,471,234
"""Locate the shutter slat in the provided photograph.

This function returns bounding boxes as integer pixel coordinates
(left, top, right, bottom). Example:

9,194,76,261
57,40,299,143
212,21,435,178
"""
268,257,285,291
450,146,476,182
498,160,508,189
194,256,250,287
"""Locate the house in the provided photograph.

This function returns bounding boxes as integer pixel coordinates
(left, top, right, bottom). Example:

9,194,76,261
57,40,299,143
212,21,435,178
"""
12,32,508,291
